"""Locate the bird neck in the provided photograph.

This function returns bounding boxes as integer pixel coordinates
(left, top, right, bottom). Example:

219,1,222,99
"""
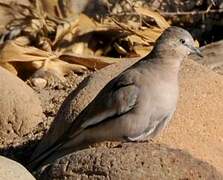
146,47,184,69
137,49,183,82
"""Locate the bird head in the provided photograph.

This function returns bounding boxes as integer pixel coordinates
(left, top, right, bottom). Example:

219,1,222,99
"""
155,26,203,58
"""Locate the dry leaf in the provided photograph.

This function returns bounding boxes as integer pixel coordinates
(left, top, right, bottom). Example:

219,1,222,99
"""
133,45,153,57
76,14,98,35
71,42,89,55
0,62,17,74
0,0,169,81
113,42,128,55
134,6,170,29
137,28,163,42
32,58,87,77
127,35,149,45
0,2,14,34
60,53,122,70
0,37,56,63
40,0,62,17
53,16,79,45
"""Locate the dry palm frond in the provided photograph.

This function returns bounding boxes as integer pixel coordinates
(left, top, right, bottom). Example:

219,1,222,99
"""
0,0,169,87
134,6,169,29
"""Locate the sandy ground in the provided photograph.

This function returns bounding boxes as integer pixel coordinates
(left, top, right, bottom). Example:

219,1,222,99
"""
156,60,223,173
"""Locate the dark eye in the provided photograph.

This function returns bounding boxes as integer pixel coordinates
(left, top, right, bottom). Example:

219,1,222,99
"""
180,39,185,44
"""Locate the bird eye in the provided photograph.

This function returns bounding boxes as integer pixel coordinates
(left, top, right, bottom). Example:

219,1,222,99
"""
180,39,185,44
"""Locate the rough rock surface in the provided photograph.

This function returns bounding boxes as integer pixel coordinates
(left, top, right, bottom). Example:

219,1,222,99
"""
0,155,35,180
36,143,223,180
0,67,42,147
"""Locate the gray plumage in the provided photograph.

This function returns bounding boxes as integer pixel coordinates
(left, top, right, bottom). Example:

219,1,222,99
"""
29,26,202,169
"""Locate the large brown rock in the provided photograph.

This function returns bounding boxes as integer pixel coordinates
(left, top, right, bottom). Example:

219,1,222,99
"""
36,143,223,180
0,67,42,146
0,155,35,180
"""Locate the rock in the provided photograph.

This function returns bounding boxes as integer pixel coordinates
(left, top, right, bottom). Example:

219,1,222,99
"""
31,78,47,89
0,155,35,180
190,40,223,74
0,0,30,5
0,67,42,147
36,143,223,180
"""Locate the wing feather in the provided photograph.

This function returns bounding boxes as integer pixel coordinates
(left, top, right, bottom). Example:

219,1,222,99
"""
70,73,139,132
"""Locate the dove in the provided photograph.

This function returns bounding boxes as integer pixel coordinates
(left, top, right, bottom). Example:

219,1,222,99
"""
29,26,202,169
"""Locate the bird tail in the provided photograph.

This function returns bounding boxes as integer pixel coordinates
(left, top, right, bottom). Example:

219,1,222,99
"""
28,128,84,170
27,142,63,170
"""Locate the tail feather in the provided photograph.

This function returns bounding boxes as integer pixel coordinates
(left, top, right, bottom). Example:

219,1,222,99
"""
28,128,84,170
28,143,63,170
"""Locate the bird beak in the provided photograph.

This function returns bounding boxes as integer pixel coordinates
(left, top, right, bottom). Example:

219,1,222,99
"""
186,44,203,57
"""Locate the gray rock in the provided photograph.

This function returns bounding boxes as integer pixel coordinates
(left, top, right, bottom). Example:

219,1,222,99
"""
0,155,35,180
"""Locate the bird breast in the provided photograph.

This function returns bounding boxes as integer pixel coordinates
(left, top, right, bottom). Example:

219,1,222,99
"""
137,77,179,116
